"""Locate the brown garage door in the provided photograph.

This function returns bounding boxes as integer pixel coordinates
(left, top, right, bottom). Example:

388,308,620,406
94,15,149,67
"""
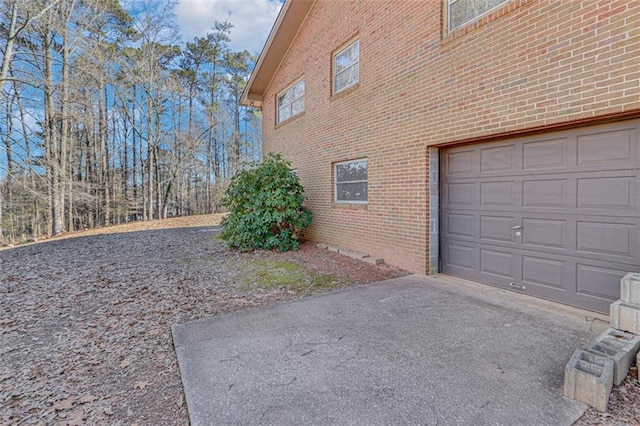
440,120,640,313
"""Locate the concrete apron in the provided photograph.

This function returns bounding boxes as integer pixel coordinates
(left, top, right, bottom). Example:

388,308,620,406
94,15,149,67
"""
172,275,608,425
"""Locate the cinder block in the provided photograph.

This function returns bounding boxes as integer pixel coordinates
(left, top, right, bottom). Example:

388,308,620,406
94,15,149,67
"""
620,272,640,305
362,257,384,265
610,300,640,334
326,245,340,253
586,328,640,385
320,243,384,265
564,349,614,412
347,250,369,260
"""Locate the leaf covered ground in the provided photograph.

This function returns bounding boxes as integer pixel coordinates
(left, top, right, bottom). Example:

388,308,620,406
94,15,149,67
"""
0,215,406,425
1,214,639,425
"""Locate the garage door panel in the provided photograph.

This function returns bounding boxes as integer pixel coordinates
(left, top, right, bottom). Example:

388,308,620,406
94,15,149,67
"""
445,149,475,176
445,213,476,239
522,179,567,208
446,182,475,207
577,128,636,167
576,264,628,301
480,215,516,243
522,218,567,250
522,255,566,290
480,181,516,207
445,242,475,270
480,144,516,173
522,138,568,170
480,248,515,279
441,119,640,313
576,221,635,258
577,176,634,210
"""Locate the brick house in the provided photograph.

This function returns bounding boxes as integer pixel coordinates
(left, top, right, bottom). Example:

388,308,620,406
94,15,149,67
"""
241,0,640,314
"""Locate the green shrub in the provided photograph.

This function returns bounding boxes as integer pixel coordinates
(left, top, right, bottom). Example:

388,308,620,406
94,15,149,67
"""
220,153,312,251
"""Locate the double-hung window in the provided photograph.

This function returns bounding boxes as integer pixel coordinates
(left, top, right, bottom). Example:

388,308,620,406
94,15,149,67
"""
335,159,367,203
277,79,305,124
447,0,509,32
333,40,359,94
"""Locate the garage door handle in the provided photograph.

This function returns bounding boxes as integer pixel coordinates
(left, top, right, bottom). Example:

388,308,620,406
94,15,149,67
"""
510,283,526,290
512,225,522,229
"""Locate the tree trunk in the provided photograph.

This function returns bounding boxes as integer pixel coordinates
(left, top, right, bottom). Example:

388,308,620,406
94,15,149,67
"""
146,90,154,220
131,85,138,220
1,0,61,88
206,139,212,213
99,82,110,226
61,19,71,233
0,2,19,90
153,105,161,219
0,183,3,244
15,83,39,238
43,20,64,236
122,98,129,221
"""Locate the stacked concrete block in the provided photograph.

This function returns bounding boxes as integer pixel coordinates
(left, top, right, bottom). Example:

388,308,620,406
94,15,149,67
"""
610,273,640,334
564,349,615,412
565,273,640,409
620,273,640,305
610,301,640,334
585,329,640,385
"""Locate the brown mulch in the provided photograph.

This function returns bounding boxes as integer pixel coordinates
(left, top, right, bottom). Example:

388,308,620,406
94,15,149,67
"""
0,216,406,425
574,363,640,425
2,214,640,425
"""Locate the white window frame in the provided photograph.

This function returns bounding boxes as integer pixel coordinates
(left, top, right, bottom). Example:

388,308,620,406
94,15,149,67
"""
447,0,510,32
277,79,305,124
333,39,359,94
334,158,368,204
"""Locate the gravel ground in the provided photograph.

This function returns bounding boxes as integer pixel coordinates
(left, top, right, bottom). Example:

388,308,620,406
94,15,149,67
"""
1,214,639,425
0,216,406,425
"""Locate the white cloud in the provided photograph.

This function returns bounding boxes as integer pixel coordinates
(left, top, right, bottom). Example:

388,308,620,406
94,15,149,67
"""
176,0,283,54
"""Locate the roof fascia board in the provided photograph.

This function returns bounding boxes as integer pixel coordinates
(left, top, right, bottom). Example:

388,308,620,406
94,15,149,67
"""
240,0,315,107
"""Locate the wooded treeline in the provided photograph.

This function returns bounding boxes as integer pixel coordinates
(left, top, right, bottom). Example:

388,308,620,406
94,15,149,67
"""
0,0,261,244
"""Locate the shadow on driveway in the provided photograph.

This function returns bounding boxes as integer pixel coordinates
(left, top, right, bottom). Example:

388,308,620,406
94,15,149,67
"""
172,275,607,425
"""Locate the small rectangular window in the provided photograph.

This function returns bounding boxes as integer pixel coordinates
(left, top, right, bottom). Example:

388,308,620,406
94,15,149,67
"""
277,79,305,124
335,158,367,203
448,0,509,32
333,40,359,94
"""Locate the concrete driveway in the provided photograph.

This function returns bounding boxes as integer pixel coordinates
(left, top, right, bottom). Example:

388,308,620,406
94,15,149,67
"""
172,275,608,425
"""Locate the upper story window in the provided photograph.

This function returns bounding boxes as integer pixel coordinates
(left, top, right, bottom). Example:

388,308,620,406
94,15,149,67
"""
447,0,510,32
335,158,367,203
333,40,359,94
277,79,305,124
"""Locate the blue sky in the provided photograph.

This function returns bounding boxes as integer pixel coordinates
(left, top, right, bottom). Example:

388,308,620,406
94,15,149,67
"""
1,1,282,175
175,0,283,54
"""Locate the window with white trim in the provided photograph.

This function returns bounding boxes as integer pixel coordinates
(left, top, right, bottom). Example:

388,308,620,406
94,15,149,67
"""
335,158,367,203
447,0,509,32
277,79,305,124
333,40,359,94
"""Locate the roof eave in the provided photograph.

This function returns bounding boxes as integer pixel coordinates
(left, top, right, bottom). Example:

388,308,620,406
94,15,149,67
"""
240,0,315,107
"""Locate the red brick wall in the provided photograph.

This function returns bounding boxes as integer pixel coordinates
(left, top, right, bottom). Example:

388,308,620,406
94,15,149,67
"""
261,0,640,274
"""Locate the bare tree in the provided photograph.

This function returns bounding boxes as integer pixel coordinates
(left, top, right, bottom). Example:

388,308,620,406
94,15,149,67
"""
0,0,263,243
0,0,60,89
